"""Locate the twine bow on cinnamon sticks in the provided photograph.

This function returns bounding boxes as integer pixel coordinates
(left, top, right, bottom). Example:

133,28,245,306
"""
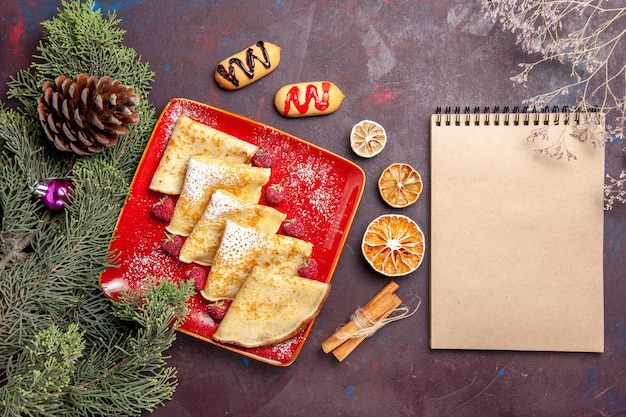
322,281,421,361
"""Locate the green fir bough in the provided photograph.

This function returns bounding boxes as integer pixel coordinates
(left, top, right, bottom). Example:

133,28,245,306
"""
0,1,193,416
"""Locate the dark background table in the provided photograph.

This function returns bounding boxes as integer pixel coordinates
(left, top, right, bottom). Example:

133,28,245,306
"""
2,1,625,416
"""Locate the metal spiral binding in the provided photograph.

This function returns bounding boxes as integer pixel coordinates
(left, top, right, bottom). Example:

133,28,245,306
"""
435,106,578,127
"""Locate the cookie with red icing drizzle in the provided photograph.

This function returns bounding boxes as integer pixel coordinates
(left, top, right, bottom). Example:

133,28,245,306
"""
215,41,281,90
274,81,345,118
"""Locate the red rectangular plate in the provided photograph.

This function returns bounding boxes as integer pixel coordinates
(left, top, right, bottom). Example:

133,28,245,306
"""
99,98,366,366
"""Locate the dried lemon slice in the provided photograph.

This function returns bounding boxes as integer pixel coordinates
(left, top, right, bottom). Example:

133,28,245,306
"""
378,163,423,208
361,214,425,277
350,120,386,158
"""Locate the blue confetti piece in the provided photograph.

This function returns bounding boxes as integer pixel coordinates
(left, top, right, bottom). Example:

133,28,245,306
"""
498,369,505,377
347,386,354,394
242,357,250,366
164,63,170,71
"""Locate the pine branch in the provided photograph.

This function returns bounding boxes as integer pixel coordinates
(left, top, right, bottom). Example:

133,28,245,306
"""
0,1,192,416
1,279,194,417
1,324,85,417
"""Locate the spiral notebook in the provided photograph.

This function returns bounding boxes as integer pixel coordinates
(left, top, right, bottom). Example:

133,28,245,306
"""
430,107,605,352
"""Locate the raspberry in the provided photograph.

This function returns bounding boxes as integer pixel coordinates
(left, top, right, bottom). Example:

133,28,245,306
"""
151,196,176,222
251,149,275,168
207,299,233,320
161,233,184,257
282,218,304,238
186,266,209,291
265,184,285,205
298,258,319,279
200,313,219,337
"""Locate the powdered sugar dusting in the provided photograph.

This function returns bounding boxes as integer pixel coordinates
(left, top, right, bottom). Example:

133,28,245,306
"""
217,221,264,262
282,154,340,223
183,158,238,202
267,339,298,362
121,247,172,288
206,189,248,217
251,332,305,363
252,126,342,225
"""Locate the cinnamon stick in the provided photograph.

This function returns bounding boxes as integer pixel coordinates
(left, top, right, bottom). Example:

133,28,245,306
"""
322,281,399,354
331,293,402,361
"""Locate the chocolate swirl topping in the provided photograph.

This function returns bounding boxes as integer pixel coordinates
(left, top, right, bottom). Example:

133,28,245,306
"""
216,41,272,87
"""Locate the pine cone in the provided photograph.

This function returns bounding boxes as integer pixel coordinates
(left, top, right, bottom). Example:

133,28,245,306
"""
37,73,140,155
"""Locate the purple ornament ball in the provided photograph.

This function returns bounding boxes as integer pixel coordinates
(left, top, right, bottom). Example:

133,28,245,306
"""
31,178,73,211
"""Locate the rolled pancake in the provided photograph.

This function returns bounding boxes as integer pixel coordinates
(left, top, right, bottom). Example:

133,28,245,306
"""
166,156,270,236
179,189,286,266
201,220,313,301
149,115,258,195
212,266,330,348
